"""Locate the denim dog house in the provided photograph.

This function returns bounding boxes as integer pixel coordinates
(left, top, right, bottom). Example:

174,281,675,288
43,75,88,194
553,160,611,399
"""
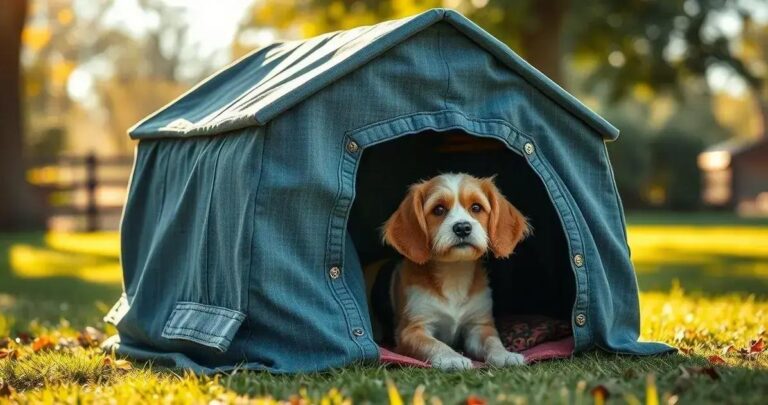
104,8,673,372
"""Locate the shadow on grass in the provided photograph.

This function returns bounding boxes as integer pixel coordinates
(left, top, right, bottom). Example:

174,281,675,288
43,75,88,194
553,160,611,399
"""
0,233,121,327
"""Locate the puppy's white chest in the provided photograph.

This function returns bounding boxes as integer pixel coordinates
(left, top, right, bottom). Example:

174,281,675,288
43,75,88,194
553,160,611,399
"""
404,286,492,346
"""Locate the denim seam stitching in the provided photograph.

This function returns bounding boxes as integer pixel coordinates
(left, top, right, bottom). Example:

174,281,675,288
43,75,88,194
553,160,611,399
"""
162,326,235,342
437,26,451,110
203,138,226,304
322,136,368,360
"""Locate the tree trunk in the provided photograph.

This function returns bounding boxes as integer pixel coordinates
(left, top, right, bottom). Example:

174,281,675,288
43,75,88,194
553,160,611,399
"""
756,93,768,139
520,0,570,87
0,0,45,230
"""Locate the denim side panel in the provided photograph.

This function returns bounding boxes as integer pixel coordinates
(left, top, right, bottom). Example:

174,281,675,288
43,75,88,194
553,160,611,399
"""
116,127,265,368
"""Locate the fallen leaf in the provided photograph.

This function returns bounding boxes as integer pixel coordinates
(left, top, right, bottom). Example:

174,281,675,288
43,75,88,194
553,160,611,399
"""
15,332,32,345
683,366,720,380
0,348,18,360
590,380,623,403
646,374,659,405
413,385,425,405
707,355,726,365
102,356,133,371
466,395,487,405
679,347,694,355
750,338,765,354
385,379,403,405
0,380,14,397
591,385,609,405
32,336,54,352
77,327,106,348
673,365,720,395
721,345,737,355
0,338,10,349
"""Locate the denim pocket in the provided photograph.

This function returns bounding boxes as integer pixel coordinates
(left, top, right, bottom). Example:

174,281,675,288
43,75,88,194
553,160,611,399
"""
161,302,246,352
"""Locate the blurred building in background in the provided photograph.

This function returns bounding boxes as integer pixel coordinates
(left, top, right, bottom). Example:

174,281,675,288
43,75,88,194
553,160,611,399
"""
700,137,768,215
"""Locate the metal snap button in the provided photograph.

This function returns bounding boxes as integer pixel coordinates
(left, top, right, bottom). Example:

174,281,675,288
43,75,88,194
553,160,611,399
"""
573,254,584,268
352,328,365,337
524,142,535,155
346,140,359,153
575,313,587,327
329,266,341,279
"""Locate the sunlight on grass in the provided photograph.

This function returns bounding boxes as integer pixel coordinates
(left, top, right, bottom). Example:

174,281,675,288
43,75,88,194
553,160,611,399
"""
640,283,767,357
6,231,121,285
628,225,768,296
44,232,120,258
9,244,121,285
1,223,767,403
628,226,768,264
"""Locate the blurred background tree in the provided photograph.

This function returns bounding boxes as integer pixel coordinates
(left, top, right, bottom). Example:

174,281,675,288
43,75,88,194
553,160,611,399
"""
2,0,768,229
0,0,45,230
242,0,768,209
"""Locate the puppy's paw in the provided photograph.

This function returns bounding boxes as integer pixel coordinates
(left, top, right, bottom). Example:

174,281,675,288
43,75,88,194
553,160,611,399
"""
431,353,474,371
485,350,525,367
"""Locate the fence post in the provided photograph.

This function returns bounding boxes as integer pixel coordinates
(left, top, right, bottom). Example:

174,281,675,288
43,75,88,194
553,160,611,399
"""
85,153,98,231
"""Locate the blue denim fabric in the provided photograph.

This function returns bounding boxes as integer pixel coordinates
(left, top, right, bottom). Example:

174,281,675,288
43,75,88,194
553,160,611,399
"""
105,9,674,373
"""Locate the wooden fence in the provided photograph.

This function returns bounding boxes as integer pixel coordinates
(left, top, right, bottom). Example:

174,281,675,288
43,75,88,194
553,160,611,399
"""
29,154,134,231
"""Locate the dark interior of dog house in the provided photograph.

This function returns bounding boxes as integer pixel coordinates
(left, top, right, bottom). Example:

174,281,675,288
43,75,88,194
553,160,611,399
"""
347,130,576,343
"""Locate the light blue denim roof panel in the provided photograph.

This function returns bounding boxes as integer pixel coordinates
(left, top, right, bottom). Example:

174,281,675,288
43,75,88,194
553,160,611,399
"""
128,8,619,141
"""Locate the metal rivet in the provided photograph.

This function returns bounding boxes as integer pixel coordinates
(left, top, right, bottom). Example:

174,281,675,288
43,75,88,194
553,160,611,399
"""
524,142,535,155
346,140,359,153
329,266,341,279
573,254,584,268
575,313,587,327
352,328,365,337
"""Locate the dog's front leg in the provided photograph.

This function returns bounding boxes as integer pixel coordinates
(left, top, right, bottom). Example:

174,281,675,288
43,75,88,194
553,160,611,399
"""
397,322,473,371
463,319,525,367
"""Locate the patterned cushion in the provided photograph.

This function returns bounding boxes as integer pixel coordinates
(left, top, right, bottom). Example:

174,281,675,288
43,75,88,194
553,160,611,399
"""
496,315,572,352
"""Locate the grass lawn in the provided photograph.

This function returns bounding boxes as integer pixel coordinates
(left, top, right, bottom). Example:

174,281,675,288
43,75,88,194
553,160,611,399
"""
1,213,767,403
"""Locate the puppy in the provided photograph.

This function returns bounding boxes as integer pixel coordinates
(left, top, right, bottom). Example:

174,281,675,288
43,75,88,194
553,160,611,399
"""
374,173,530,370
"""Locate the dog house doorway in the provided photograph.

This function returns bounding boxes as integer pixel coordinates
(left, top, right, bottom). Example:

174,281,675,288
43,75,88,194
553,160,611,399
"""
347,129,576,350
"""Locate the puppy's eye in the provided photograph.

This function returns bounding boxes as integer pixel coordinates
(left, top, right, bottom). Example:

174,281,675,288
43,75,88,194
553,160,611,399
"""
432,205,447,216
471,203,483,213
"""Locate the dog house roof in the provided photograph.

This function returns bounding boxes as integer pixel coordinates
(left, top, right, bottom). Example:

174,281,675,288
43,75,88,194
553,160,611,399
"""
129,8,619,141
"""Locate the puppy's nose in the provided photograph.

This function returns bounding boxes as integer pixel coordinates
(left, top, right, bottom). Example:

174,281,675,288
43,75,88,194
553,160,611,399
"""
452,222,472,238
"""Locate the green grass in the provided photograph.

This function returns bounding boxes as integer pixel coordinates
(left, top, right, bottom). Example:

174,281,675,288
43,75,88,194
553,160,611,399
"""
1,212,767,404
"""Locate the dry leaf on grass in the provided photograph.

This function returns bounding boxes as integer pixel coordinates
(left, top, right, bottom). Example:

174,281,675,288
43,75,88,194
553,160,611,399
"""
590,380,623,403
16,332,32,345
674,365,720,395
722,345,737,355
719,338,765,361
77,327,107,348
466,395,487,405
707,355,726,365
32,336,55,352
0,348,18,360
591,385,609,403
0,380,15,397
102,356,133,371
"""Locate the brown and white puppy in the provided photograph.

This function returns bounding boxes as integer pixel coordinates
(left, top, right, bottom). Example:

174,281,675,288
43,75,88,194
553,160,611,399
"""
379,173,530,370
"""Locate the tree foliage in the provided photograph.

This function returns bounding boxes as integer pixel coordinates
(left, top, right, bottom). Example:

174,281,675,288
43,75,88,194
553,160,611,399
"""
243,0,767,110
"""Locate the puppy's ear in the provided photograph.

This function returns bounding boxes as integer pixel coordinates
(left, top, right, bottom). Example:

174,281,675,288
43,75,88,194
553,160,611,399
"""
382,182,431,265
481,177,530,259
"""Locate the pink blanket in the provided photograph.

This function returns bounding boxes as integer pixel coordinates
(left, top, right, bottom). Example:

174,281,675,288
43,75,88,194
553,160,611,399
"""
379,316,573,367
